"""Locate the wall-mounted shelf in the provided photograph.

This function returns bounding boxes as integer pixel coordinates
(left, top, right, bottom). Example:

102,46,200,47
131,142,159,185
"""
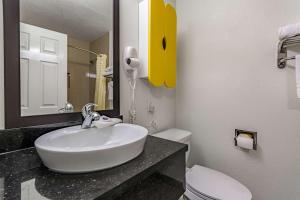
278,34,300,69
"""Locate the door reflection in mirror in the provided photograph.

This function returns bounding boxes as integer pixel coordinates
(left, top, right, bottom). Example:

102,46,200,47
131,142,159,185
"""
21,179,49,200
0,178,3,199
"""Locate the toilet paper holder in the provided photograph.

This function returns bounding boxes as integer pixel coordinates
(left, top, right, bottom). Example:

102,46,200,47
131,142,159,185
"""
234,129,257,150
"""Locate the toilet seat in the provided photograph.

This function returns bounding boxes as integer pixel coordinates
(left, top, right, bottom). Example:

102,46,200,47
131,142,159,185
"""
185,165,252,200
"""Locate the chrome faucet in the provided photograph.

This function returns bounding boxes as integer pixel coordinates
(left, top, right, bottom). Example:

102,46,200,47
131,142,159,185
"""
81,103,101,129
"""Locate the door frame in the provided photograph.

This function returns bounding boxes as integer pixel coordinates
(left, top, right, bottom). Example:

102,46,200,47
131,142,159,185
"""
3,0,120,128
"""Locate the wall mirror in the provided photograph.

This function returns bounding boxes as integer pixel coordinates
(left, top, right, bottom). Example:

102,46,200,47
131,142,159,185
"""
3,0,120,128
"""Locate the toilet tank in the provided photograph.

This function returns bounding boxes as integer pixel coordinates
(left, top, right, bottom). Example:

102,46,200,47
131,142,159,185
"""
153,128,192,162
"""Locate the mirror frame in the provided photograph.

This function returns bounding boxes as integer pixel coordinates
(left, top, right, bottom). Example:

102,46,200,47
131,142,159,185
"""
3,0,120,129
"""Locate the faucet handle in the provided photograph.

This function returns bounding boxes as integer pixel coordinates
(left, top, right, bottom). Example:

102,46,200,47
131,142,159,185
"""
82,103,98,118
91,112,101,121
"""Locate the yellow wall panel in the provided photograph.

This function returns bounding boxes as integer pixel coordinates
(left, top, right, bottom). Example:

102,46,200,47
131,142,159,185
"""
148,0,177,88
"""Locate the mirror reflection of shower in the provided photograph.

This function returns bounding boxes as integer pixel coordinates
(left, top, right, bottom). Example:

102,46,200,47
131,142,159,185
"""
67,43,112,112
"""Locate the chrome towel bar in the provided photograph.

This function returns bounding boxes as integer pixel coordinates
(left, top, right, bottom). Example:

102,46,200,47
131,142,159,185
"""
278,34,300,69
278,56,296,68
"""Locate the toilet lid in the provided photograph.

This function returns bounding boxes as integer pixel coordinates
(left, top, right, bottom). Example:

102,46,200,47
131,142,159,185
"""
186,165,252,200
153,128,192,143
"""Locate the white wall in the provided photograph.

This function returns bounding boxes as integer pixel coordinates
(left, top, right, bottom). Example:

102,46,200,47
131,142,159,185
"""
0,1,4,130
120,0,176,132
0,0,176,131
165,0,176,7
176,0,300,199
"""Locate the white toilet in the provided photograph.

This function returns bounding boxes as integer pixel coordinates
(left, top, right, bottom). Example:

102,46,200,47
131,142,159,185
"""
153,129,252,200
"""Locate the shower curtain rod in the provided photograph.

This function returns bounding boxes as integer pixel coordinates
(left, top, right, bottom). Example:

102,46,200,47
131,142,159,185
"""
68,44,104,57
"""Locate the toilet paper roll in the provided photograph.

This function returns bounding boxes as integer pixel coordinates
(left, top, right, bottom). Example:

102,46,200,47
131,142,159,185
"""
236,134,254,150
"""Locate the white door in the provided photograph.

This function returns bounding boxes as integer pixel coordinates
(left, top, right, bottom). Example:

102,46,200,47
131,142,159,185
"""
20,23,67,116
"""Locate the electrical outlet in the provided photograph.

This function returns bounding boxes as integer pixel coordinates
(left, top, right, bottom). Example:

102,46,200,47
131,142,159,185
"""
150,120,158,130
146,120,158,134
148,102,155,114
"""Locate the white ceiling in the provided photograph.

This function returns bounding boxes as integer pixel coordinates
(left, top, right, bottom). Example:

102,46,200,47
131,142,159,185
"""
20,0,113,42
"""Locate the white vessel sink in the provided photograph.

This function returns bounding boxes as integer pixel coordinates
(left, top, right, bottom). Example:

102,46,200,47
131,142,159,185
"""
35,123,148,173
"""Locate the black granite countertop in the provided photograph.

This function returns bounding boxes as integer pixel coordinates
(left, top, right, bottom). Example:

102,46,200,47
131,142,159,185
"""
0,136,187,200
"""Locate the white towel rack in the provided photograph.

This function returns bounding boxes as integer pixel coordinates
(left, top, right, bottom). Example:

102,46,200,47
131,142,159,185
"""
278,34,300,68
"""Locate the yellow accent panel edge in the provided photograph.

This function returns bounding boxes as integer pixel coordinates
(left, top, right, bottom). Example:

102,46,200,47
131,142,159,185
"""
148,0,177,88
164,3,177,88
